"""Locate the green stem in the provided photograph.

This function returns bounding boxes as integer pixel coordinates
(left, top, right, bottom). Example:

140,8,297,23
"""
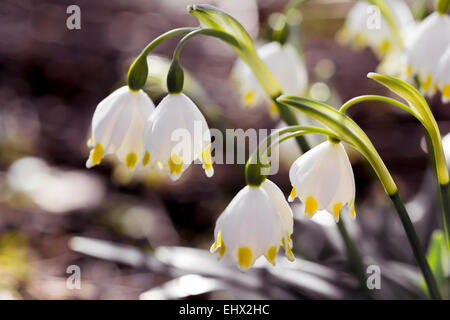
172,28,240,61
138,27,197,60
272,99,310,152
342,94,450,246
340,95,415,117
336,218,368,294
438,184,450,248
126,27,197,90
389,192,442,300
424,131,450,247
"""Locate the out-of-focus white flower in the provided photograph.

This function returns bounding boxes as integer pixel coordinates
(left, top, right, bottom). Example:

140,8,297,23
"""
144,93,213,180
210,179,294,270
288,140,355,222
231,41,308,112
86,86,155,169
403,12,450,95
338,0,414,58
435,46,450,103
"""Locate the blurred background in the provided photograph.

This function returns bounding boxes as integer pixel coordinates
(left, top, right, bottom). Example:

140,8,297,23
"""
0,0,449,299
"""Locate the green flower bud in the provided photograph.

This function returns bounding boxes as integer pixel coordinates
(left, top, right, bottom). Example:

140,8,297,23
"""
436,0,450,14
127,56,148,91
245,154,270,187
167,59,184,94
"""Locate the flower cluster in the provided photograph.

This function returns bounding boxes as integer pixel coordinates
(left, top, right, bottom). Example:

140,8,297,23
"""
86,87,213,181
212,140,356,269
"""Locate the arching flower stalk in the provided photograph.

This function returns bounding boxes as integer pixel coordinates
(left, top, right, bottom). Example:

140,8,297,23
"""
340,73,450,247
277,95,442,299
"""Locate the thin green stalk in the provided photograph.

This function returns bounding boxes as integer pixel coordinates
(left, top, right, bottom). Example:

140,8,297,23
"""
424,132,450,247
272,100,310,152
138,27,197,60
337,218,369,294
390,192,442,300
341,94,450,246
439,184,450,248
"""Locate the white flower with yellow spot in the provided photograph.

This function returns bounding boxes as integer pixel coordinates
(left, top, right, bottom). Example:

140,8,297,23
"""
288,140,355,222
210,179,294,270
143,93,213,180
338,0,414,58
403,12,450,95
86,86,155,170
231,41,308,112
435,45,450,103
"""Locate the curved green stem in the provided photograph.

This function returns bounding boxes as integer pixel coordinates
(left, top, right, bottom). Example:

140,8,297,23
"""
348,81,450,246
245,126,370,295
172,28,240,62
390,192,442,299
138,27,197,61
127,27,197,90
278,95,442,299
340,95,418,119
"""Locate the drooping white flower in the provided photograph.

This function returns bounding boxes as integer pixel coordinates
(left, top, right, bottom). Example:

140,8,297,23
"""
231,41,308,111
143,93,213,180
403,12,450,95
210,179,294,270
338,0,414,58
288,140,355,222
435,45,450,103
86,86,155,169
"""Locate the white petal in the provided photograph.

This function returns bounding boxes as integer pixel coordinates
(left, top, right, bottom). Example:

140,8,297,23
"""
404,12,450,93
260,179,294,235
213,185,286,269
144,93,211,178
87,86,155,168
289,141,342,209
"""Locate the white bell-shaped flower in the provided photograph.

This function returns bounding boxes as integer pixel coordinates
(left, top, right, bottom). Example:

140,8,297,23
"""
338,0,414,57
231,41,308,111
143,93,213,180
435,45,450,103
288,140,356,222
210,179,294,270
403,12,450,95
86,86,155,169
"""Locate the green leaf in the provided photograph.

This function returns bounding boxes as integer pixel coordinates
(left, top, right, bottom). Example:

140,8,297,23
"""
423,230,450,298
